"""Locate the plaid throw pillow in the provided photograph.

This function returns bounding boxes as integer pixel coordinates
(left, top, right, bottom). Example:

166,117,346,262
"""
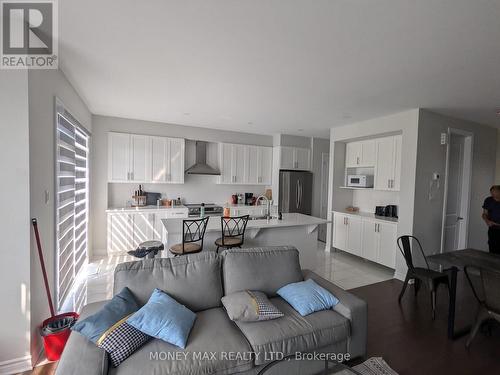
221,290,284,321
97,319,151,367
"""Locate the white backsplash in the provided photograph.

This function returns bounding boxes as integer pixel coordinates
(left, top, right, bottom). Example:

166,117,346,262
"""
107,174,268,207
352,190,400,214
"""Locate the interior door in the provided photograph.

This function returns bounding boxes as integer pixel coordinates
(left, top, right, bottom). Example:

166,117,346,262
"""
169,138,184,183
374,137,395,190
444,134,465,252
130,135,149,182
108,133,130,182
151,136,167,182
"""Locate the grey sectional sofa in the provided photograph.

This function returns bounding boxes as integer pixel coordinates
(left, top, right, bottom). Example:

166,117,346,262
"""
56,246,367,375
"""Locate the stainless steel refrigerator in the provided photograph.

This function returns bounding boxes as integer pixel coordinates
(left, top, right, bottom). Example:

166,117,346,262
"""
279,170,313,215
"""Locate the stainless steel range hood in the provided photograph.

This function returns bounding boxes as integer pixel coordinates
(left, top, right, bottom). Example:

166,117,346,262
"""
185,141,221,175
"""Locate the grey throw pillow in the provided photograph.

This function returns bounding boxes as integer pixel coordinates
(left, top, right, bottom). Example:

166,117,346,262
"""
221,291,284,322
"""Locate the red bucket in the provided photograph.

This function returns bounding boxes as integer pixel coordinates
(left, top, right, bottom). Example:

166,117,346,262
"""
41,312,79,361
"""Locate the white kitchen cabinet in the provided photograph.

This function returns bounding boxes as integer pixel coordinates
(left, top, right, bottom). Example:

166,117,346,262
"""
279,146,311,171
374,135,402,191
130,135,150,182
345,140,376,167
332,212,362,255
131,212,155,248
333,211,398,269
150,136,185,184
259,146,273,185
108,213,133,253
333,213,348,250
219,143,273,185
377,221,398,268
108,132,184,184
108,133,131,182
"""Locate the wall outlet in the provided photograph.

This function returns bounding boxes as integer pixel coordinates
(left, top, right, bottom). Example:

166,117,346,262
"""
440,133,447,145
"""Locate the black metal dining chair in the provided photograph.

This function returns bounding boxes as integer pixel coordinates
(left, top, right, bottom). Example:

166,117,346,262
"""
397,235,450,319
464,266,500,348
215,215,249,253
169,217,210,256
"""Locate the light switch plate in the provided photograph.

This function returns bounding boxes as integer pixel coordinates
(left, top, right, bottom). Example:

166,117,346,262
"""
440,133,447,145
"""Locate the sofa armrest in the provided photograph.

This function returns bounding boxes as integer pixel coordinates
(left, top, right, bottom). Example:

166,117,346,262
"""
55,301,109,375
302,269,367,359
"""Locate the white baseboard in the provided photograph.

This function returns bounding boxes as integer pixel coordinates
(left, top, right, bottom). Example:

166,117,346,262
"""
0,355,32,375
393,271,406,281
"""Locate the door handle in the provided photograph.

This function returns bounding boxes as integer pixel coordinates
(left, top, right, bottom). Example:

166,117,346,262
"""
357,156,360,165
296,180,300,209
457,216,464,221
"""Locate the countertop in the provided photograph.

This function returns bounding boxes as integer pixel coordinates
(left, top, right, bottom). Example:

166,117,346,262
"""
106,205,187,213
161,213,329,233
332,210,398,223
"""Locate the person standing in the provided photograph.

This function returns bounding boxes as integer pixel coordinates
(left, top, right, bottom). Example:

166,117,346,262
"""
482,185,500,254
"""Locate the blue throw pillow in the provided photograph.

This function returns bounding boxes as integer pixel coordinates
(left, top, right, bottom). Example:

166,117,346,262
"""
277,279,339,316
127,288,196,349
72,287,140,344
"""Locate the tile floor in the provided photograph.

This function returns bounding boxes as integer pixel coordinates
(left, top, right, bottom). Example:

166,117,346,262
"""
81,242,394,305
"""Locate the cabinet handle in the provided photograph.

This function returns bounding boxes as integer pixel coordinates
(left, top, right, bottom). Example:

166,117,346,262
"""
357,156,360,165
130,172,134,180
387,180,390,189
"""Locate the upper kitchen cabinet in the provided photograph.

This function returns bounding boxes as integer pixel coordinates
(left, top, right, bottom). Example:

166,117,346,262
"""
278,146,311,171
150,136,185,184
218,143,273,185
345,140,376,167
108,132,150,183
374,135,402,191
108,132,185,184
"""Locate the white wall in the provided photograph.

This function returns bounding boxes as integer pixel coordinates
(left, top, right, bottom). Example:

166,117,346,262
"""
28,69,92,364
328,109,420,280
413,110,497,255
0,71,32,373
91,115,273,257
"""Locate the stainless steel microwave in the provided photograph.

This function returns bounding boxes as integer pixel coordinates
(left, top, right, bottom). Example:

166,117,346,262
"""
347,175,374,188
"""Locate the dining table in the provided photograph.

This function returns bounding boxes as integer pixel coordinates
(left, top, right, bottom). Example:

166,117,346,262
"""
427,248,500,340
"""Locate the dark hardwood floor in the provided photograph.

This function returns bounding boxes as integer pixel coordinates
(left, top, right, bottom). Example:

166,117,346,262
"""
349,275,500,375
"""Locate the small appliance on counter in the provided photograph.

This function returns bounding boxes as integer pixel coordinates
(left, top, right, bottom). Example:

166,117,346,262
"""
375,205,398,218
347,175,374,188
245,193,254,205
185,203,223,217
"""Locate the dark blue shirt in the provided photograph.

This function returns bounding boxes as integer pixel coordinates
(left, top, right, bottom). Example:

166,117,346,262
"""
483,197,500,224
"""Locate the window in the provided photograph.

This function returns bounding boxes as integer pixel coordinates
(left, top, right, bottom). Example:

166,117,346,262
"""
55,99,90,311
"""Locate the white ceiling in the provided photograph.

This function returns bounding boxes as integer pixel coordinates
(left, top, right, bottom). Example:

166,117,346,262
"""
59,0,500,138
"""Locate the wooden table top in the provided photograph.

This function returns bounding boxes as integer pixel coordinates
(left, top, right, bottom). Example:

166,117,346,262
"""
427,248,500,271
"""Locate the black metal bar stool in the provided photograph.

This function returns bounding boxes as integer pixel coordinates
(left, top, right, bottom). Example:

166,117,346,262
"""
215,215,249,253
169,217,210,256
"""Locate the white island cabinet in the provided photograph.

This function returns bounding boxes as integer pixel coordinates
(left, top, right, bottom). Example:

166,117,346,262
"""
333,211,398,269
162,213,329,270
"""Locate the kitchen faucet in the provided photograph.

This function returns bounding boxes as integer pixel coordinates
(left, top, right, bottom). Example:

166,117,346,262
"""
255,195,271,220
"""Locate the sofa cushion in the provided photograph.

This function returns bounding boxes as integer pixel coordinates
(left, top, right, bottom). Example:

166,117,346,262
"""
109,307,254,375
235,297,350,365
114,252,223,312
222,246,303,296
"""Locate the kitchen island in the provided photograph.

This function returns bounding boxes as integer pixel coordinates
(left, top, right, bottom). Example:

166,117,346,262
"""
161,213,329,269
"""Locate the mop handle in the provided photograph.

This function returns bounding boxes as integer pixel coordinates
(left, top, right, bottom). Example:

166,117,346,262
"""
32,218,55,317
